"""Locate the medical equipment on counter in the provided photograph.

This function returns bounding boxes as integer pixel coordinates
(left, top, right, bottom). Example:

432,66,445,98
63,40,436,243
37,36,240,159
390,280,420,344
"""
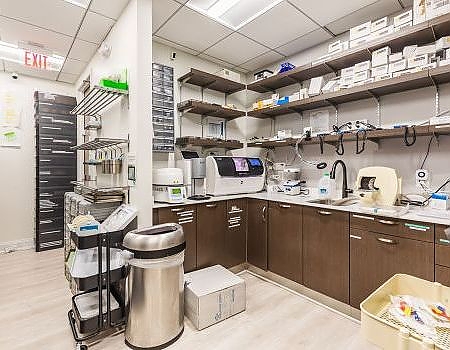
283,168,301,181
283,180,308,196
153,168,186,203
206,156,265,196
355,166,402,206
177,151,209,200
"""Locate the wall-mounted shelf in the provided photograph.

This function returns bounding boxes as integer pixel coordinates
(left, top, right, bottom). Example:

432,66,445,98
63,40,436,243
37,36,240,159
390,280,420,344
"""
178,100,246,120
72,138,129,151
176,136,243,150
178,68,245,94
248,66,450,118
71,86,128,117
248,125,450,148
247,13,450,93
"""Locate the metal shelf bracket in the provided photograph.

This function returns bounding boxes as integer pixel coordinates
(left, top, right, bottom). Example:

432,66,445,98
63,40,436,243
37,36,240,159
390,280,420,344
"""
429,75,440,115
325,99,339,125
368,90,381,127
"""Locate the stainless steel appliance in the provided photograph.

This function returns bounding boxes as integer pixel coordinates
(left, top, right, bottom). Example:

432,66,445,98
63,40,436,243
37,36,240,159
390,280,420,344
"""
177,151,208,200
123,224,185,349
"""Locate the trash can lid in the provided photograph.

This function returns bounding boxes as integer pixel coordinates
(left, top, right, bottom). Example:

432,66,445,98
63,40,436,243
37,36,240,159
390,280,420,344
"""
123,223,185,259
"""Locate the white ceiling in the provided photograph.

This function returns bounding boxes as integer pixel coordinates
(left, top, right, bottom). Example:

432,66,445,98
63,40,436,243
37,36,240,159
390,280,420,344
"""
154,0,408,73
0,0,130,84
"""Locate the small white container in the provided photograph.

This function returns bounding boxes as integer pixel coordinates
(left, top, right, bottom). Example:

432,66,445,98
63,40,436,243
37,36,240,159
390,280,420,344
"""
389,52,403,63
394,21,413,32
394,9,413,27
350,36,371,48
350,21,372,41
372,64,389,77
353,70,370,83
371,17,388,32
341,66,355,77
354,60,372,73
389,59,407,73
372,25,394,39
318,173,333,200
407,54,430,69
372,46,392,67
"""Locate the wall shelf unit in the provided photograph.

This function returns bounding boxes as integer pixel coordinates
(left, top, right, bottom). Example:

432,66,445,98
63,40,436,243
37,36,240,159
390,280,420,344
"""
248,66,450,119
71,86,128,117
178,100,246,120
178,68,246,94
248,125,450,148
247,13,450,93
176,136,243,150
71,138,129,150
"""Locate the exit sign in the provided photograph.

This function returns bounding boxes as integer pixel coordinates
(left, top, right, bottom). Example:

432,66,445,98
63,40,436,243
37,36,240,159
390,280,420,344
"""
24,51,48,70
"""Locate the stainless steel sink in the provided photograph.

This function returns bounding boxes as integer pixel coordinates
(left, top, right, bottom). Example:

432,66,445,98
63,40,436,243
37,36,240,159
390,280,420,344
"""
307,198,359,207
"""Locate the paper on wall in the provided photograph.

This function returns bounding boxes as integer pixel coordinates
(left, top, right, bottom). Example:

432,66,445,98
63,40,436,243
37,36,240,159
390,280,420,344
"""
0,127,21,148
310,110,330,135
0,89,22,127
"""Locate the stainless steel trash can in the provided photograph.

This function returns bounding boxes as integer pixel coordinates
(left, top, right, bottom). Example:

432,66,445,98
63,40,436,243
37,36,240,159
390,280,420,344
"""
123,223,185,350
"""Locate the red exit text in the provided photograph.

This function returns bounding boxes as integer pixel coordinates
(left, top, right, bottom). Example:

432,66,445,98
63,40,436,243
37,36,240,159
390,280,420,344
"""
24,51,48,70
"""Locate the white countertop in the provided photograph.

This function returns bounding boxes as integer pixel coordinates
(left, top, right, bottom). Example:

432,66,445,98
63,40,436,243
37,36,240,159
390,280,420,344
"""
154,191,450,226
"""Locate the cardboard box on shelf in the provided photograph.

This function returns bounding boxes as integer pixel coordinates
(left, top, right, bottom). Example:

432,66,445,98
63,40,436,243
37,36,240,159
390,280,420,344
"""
375,73,393,81
288,92,301,102
389,59,407,73
408,54,430,68
440,58,450,66
354,60,371,73
394,10,413,27
341,66,355,77
299,88,309,100
329,40,342,54
340,75,354,86
428,0,450,19
353,78,374,87
371,17,388,32
308,76,324,96
372,46,391,67
353,70,371,83
394,21,413,32
350,36,371,48
436,36,450,51
184,265,246,330
372,25,394,39
372,64,389,77
350,21,372,41
415,43,436,55
403,45,418,58
420,62,437,70
389,52,403,63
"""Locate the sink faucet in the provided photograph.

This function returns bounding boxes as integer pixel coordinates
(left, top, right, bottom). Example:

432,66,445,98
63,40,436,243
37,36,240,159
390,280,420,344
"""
330,160,351,199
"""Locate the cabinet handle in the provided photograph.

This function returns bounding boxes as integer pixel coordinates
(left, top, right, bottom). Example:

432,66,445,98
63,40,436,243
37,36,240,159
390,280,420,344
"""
206,204,217,208
40,209,54,213
350,234,362,240
377,219,398,225
262,206,267,222
404,223,430,232
318,210,332,216
52,150,74,154
40,159,51,162
53,139,71,144
179,219,193,225
279,204,291,208
228,224,241,229
179,211,194,217
171,208,183,212
40,230,61,235
229,209,243,214
40,220,53,224
42,126,62,131
376,237,398,245
352,214,374,221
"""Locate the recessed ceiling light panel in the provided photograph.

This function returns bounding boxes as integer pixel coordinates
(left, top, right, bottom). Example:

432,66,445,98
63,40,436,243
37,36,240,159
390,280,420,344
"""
64,0,91,9
186,0,283,30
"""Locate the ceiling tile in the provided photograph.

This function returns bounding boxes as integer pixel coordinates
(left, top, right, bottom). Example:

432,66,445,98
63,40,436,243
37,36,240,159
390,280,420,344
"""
0,16,72,57
204,33,268,66
68,38,98,62
156,6,233,52
4,60,58,80
288,0,377,26
197,53,236,70
89,0,130,19
153,35,201,56
239,50,284,72
153,0,182,34
61,58,87,75
232,66,250,74
276,28,333,56
326,0,402,36
0,0,84,36
77,11,115,44
58,72,79,84
239,1,319,49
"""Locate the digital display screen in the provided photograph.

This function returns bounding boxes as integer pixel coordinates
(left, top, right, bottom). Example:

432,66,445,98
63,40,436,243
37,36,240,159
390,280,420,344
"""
248,158,262,167
232,157,249,172
171,188,182,195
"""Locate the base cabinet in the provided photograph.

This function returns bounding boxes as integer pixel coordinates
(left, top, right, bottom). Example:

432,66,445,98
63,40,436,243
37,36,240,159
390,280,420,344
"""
268,202,302,283
224,199,247,268
303,208,349,303
247,199,268,270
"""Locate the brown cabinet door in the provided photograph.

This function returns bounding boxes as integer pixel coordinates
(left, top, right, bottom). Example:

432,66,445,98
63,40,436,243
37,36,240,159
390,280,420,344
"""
350,229,434,308
224,199,247,268
247,199,268,270
268,202,302,283
303,207,350,303
157,205,197,272
197,201,226,269
436,265,450,287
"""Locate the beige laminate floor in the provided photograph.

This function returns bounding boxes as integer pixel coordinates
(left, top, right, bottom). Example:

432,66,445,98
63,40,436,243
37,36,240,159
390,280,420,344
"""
0,249,378,350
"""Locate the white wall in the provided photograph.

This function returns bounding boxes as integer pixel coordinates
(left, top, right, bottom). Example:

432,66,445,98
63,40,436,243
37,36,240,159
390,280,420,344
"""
0,72,74,246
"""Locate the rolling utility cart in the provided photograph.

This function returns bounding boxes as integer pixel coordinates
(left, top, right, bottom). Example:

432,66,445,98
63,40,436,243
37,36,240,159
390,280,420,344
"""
67,205,137,349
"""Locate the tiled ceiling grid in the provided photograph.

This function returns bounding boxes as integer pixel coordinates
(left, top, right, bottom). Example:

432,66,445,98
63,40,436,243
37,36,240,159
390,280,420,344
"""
0,0,130,83
154,0,412,73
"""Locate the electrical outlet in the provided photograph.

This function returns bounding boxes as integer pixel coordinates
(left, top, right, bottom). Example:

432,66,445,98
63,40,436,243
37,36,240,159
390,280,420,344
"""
416,169,430,192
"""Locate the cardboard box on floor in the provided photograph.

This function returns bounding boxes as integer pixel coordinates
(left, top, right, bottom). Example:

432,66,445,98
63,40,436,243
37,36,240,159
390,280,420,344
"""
184,265,246,330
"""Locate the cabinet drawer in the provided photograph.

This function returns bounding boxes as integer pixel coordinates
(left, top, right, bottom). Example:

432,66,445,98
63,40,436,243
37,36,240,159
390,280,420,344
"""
436,224,450,245
436,244,450,267
38,123,77,137
37,155,76,167
350,213,433,242
38,207,64,220
38,217,64,232
38,134,77,147
35,102,74,115
38,187,73,202
436,265,450,287
36,228,64,243
38,175,75,187
36,113,76,124
37,144,76,156
34,91,76,106
227,198,247,230
38,166,77,177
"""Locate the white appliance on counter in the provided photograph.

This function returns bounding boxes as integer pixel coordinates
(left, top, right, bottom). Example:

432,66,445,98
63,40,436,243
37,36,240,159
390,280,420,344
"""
206,156,265,196
153,168,186,204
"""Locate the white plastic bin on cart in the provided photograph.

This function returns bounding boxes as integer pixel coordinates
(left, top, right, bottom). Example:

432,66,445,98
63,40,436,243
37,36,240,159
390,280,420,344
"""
361,274,450,350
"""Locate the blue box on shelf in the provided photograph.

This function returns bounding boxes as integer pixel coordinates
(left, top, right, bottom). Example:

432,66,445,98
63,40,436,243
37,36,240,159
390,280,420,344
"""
279,62,295,73
277,97,289,105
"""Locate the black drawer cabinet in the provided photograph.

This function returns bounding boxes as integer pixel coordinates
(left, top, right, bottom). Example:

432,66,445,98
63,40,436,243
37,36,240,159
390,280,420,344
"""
35,91,77,252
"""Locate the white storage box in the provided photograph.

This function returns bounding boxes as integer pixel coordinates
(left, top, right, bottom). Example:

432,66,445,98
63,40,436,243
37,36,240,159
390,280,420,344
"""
414,0,428,24
353,70,370,83
184,265,246,330
372,64,389,77
375,73,392,81
350,36,371,48
408,54,430,68
429,0,450,19
394,10,413,27
389,59,407,73
372,25,394,39
416,44,436,55
329,40,342,54
361,274,450,350
340,75,354,86
217,69,241,83
354,60,371,73
308,76,324,96
436,36,450,51
371,17,388,32
395,21,413,32
389,52,403,63
341,66,354,77
350,21,372,41
403,45,418,58
288,92,300,102
372,46,392,67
